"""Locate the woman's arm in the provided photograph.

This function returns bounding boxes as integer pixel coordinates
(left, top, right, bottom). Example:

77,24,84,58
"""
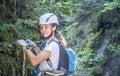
25,49,51,66
33,46,40,55
57,31,67,48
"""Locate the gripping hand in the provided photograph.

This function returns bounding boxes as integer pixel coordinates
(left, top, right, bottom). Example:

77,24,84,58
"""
26,39,37,48
17,39,30,49
17,40,28,47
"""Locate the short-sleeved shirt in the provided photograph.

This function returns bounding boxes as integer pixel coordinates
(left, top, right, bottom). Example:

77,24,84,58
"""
39,37,60,71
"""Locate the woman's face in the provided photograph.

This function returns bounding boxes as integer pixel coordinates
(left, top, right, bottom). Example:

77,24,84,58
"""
40,24,53,38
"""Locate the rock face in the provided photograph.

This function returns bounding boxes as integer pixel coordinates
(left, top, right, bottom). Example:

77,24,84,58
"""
104,57,120,76
93,8,120,76
75,7,120,76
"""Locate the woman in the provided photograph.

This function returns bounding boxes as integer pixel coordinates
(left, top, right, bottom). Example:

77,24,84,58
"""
17,13,68,76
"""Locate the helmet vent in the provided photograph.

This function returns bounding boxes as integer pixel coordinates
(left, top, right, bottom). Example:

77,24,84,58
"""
46,14,54,22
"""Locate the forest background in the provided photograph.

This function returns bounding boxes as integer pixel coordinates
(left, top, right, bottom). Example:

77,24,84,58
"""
0,0,120,76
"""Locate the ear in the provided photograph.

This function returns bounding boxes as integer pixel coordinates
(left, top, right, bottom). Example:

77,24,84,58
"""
52,25,57,31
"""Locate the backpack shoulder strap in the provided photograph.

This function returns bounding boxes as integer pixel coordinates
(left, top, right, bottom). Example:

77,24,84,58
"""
48,38,60,45
46,38,60,68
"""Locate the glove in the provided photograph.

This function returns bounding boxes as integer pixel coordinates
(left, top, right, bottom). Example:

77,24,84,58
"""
26,39,37,48
17,39,28,47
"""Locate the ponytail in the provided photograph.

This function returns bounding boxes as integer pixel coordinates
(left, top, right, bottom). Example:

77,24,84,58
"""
54,30,61,40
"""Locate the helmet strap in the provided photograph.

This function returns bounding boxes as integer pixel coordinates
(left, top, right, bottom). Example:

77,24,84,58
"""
45,32,53,39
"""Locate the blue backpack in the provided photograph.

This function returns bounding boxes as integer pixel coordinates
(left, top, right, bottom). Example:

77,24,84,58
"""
66,48,77,74
39,38,76,75
48,39,77,74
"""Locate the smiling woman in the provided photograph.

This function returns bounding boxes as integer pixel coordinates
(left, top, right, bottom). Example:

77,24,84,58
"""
17,13,69,76
40,24,56,38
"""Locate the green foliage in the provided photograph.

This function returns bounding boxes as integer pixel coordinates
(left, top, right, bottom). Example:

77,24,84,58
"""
15,19,39,40
0,18,40,75
32,0,80,25
0,19,39,42
0,0,120,76
102,0,120,12
77,40,106,76
108,43,120,57
0,0,81,75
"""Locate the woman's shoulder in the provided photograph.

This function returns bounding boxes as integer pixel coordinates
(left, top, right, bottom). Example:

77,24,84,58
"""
45,37,59,50
47,37,59,44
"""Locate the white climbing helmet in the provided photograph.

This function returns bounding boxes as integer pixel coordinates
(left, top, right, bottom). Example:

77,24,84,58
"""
39,13,59,25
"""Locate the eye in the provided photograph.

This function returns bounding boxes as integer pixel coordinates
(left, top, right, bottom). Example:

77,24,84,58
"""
40,26,43,30
45,26,48,29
